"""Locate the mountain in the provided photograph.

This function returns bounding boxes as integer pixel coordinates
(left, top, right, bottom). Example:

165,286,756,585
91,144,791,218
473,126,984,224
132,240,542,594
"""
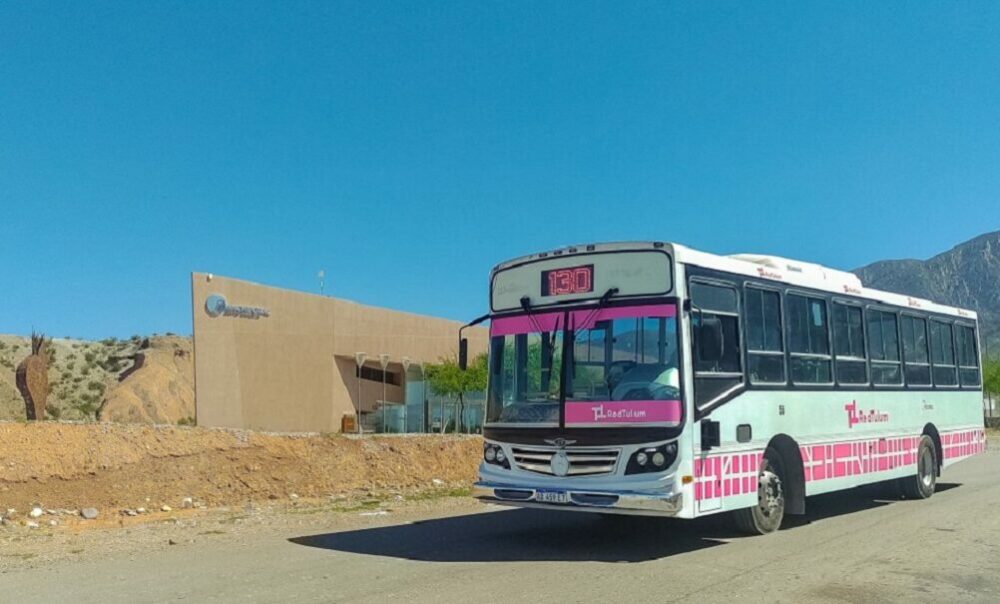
853,230,1000,356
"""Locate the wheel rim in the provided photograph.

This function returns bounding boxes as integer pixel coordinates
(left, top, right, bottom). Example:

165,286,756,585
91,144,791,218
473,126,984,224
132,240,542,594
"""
758,469,784,518
919,446,934,488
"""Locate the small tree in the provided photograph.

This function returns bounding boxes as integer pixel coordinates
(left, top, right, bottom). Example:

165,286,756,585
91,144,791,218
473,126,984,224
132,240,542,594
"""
425,354,487,433
984,357,1000,412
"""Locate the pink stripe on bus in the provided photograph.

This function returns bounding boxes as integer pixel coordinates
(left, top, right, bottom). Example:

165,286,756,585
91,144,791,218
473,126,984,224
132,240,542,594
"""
564,399,681,425
692,428,985,502
490,313,564,337
571,304,676,330
489,304,677,337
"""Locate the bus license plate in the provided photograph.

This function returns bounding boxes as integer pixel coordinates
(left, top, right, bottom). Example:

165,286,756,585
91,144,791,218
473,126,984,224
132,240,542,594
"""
535,490,570,504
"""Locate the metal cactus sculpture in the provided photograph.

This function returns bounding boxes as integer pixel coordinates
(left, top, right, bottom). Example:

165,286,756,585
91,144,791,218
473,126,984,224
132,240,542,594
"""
15,332,49,420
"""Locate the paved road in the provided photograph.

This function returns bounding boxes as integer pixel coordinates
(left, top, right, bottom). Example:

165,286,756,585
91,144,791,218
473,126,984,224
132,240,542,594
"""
5,452,1000,603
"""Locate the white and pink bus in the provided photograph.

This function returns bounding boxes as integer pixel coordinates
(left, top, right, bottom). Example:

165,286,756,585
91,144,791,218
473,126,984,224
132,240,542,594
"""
467,242,985,534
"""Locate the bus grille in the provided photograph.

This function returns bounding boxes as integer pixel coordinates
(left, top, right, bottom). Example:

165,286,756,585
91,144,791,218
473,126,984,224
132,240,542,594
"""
510,447,620,477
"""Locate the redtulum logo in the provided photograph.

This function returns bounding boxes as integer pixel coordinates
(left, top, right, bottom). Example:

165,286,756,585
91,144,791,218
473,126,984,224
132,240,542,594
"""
756,266,783,280
844,400,889,429
590,403,648,421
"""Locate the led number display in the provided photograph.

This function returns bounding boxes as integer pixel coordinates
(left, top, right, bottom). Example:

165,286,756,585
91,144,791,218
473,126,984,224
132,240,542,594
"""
541,264,594,297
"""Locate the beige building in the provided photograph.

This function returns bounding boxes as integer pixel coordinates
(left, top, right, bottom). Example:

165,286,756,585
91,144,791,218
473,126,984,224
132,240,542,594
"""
191,273,487,433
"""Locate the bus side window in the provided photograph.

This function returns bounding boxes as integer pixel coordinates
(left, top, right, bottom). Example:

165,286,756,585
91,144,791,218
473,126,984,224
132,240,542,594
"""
901,314,931,387
689,281,741,373
868,308,902,386
956,324,981,387
786,293,832,385
833,301,867,385
929,320,957,387
745,286,785,384
689,280,743,409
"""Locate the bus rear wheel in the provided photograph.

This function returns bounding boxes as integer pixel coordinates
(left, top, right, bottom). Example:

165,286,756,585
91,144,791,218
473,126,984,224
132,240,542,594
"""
733,449,785,535
899,435,937,500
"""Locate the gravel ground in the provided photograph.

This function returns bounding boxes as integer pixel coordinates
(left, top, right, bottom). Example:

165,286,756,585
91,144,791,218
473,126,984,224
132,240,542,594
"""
0,489,473,572
3,452,1000,603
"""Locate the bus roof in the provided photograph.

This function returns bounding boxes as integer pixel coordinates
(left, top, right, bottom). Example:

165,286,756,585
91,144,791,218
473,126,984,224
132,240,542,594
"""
491,241,978,321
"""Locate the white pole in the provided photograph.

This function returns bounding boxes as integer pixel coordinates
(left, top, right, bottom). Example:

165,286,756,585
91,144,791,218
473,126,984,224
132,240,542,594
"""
354,352,367,435
379,353,390,433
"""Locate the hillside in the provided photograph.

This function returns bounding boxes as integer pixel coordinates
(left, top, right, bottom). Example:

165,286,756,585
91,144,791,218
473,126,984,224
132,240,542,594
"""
853,230,1000,354
0,335,194,424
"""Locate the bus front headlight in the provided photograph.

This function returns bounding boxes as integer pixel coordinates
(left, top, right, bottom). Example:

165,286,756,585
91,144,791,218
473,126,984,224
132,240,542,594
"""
625,443,678,475
483,443,510,469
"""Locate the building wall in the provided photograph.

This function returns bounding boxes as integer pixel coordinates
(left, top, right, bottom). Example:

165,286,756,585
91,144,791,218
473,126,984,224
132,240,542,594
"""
191,273,488,433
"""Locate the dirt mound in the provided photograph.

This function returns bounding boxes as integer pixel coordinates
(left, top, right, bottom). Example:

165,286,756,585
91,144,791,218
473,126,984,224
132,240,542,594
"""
0,422,481,513
99,336,194,424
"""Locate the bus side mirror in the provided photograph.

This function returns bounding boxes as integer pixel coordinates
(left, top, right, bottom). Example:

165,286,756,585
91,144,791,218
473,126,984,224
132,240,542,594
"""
458,338,469,371
698,316,724,361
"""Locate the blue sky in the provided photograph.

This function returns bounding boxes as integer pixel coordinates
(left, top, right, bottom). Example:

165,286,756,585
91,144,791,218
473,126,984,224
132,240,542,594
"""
2,2,999,339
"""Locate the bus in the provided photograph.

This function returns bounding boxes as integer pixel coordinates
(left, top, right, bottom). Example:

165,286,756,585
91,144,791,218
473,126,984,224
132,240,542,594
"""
465,242,986,534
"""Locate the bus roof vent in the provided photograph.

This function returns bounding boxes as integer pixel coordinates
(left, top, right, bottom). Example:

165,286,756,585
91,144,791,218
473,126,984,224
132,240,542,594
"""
728,254,864,291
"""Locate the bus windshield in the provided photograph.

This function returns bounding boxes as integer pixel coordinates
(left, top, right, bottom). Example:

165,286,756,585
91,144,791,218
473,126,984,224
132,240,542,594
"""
486,305,681,427
487,313,565,425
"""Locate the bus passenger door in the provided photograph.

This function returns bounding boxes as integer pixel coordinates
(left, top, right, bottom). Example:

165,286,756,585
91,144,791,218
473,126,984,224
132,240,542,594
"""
696,424,723,513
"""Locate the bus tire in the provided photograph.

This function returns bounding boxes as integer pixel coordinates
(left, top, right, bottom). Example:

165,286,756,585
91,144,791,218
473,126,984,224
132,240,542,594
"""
733,448,785,535
899,435,937,500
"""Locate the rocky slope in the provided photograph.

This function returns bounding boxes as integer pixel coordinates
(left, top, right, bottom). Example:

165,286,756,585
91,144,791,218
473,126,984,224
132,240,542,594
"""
854,230,1000,354
98,336,194,424
0,335,194,424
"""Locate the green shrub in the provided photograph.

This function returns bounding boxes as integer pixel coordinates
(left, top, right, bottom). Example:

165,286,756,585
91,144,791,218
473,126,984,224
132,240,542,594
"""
98,357,124,372
985,357,1000,400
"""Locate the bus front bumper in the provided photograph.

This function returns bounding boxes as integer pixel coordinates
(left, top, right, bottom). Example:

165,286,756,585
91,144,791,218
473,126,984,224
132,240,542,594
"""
472,481,683,516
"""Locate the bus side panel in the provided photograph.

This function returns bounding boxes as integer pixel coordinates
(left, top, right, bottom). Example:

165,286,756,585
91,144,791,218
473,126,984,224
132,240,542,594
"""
940,427,987,469
689,389,984,516
692,448,763,515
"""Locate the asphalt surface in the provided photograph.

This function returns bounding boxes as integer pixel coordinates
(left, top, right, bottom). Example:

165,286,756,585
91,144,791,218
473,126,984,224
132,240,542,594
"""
5,451,1000,603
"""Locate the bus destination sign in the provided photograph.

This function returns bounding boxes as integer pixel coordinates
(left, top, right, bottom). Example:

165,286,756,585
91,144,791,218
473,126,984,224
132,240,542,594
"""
541,264,594,297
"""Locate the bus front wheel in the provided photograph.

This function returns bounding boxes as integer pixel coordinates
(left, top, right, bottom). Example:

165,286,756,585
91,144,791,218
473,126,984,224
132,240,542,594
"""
733,449,785,535
899,435,937,500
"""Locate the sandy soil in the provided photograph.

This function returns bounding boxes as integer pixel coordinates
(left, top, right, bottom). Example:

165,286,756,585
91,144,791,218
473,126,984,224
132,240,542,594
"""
0,422,481,521
98,336,194,424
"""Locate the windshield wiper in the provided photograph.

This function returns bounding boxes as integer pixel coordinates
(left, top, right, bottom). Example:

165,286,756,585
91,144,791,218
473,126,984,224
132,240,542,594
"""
519,295,549,335
574,287,619,339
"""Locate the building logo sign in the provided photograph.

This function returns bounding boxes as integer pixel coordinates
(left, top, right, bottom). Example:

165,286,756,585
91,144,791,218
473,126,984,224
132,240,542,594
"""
205,294,270,319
